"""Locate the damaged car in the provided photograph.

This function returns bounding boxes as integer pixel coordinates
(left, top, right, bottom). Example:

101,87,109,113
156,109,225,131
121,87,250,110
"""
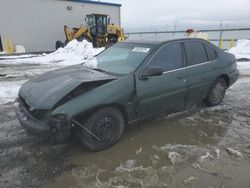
15,38,239,151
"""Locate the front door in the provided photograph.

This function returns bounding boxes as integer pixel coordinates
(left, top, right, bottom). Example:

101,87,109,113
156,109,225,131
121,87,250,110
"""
136,42,188,118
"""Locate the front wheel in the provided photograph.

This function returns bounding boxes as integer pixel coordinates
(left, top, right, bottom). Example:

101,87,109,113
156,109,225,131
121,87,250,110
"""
204,77,227,107
78,107,125,151
55,40,64,50
107,35,118,47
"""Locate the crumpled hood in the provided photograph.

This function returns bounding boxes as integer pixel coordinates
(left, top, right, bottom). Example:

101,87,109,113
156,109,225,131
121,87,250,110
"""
19,64,117,110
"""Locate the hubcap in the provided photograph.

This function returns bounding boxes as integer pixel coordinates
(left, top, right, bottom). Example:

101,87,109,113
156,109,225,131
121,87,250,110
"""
210,81,225,104
93,115,117,143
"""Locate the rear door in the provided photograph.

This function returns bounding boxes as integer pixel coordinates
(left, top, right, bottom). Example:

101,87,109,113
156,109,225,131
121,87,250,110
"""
184,40,216,104
136,42,188,117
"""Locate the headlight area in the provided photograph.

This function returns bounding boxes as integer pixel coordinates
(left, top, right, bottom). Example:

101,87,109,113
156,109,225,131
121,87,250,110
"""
48,114,72,142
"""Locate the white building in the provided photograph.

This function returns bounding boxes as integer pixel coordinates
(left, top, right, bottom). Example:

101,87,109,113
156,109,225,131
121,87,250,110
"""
0,0,121,52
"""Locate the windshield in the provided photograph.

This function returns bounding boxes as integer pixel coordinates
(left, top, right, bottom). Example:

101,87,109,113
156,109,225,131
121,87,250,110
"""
95,43,154,75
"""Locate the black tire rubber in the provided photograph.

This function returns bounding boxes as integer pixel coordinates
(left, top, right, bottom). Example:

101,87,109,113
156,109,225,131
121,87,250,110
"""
204,77,227,107
107,35,118,47
78,107,124,151
55,40,64,50
77,35,91,43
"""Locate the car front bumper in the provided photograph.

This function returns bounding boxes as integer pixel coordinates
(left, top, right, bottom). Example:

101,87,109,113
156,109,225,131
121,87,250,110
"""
15,98,71,141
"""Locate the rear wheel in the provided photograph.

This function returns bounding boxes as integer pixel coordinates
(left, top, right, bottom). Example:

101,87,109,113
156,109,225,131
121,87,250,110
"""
78,107,124,151
204,77,227,106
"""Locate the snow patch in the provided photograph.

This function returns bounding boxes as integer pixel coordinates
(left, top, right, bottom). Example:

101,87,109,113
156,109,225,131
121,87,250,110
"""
226,148,243,158
115,160,137,172
199,152,211,162
168,152,184,165
228,39,250,60
0,81,27,104
183,176,197,184
135,147,142,154
237,61,250,76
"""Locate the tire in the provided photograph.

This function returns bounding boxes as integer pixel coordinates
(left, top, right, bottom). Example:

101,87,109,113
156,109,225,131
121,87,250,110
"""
107,35,118,47
55,40,64,50
77,35,91,43
78,107,124,151
204,77,227,107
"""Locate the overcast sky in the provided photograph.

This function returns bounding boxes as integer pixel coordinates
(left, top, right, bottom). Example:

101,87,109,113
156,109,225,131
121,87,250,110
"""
106,0,250,31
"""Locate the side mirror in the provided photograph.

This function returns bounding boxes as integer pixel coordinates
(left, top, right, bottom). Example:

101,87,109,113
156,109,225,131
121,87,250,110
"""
85,18,87,22
141,66,163,78
108,17,111,25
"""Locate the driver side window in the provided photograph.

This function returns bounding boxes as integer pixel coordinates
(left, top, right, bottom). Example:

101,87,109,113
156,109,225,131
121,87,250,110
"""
88,17,96,27
148,42,183,72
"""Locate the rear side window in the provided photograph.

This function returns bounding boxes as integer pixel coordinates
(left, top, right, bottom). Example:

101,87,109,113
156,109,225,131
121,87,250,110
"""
184,41,208,66
204,44,217,61
149,42,183,72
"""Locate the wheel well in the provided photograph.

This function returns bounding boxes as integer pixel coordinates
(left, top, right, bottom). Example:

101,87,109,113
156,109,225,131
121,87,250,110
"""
106,103,128,125
75,104,128,125
219,74,230,88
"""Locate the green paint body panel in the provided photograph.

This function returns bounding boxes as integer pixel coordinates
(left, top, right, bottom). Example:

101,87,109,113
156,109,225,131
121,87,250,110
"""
52,74,136,121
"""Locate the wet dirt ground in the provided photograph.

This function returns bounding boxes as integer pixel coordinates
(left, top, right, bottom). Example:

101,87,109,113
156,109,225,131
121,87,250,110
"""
0,63,250,188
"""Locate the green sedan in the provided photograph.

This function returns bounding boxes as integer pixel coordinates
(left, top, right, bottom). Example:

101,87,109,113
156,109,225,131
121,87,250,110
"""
16,38,239,151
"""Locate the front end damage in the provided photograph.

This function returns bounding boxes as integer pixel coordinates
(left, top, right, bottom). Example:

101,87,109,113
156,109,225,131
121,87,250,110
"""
16,83,116,142
15,65,118,142
15,97,72,142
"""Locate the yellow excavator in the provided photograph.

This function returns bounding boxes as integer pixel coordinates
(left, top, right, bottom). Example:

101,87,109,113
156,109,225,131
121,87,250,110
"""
56,13,127,49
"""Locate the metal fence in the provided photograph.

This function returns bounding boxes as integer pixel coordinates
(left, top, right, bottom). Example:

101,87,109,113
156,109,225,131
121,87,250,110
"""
126,28,250,49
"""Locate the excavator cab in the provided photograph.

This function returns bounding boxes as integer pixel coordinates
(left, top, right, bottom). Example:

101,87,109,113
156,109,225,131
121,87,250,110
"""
86,14,108,37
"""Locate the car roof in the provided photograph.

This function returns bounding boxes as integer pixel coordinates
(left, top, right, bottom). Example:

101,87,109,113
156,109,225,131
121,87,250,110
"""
122,37,208,46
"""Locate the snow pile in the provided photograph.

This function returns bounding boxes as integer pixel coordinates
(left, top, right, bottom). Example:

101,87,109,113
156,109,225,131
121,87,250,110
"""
1,39,104,67
228,39,250,60
237,61,250,76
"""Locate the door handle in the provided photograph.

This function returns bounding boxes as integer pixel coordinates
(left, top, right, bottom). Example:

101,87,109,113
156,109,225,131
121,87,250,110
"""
176,75,185,79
